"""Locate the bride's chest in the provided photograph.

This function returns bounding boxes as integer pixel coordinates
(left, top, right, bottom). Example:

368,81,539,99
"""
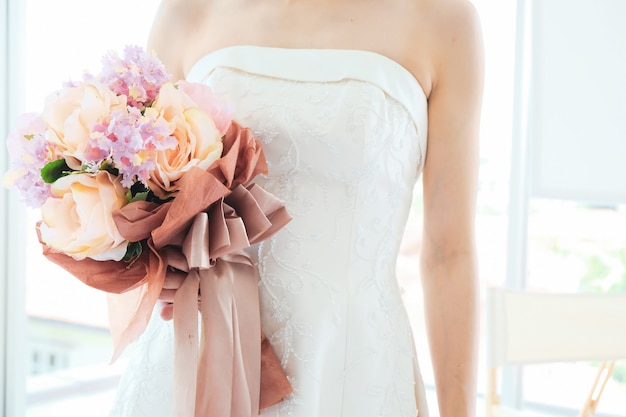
204,68,422,184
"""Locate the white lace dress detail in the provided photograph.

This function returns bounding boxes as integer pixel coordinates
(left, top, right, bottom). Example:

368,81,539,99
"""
110,45,429,417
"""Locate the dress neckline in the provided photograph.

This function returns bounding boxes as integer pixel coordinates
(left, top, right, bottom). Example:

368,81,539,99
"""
186,45,425,97
185,45,428,128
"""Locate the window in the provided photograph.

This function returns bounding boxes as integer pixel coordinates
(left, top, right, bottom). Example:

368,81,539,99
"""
11,1,159,415
523,200,626,416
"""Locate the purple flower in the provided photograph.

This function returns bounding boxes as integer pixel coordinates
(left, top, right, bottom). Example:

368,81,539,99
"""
84,107,176,188
98,45,170,109
9,171,51,208
3,113,55,207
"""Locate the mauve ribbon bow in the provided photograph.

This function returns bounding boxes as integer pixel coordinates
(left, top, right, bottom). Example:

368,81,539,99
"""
163,183,292,416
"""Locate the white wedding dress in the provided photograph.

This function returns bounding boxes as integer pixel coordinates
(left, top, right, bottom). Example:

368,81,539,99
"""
109,45,429,417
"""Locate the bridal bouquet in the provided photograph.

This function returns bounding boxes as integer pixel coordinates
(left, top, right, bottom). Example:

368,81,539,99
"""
4,45,291,416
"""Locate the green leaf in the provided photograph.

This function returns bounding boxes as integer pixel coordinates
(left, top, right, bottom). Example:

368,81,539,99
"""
129,190,149,203
123,241,143,263
126,182,150,203
41,159,71,184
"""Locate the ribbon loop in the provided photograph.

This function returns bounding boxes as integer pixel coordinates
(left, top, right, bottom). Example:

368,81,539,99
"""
167,189,292,415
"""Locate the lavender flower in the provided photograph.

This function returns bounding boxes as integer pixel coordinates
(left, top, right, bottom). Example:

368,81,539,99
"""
85,107,176,188
98,45,170,109
3,113,55,207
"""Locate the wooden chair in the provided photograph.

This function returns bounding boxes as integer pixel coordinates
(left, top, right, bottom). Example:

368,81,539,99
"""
485,288,626,417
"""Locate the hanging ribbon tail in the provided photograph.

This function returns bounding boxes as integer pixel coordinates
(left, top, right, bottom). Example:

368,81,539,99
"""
37,221,168,364
173,204,292,415
173,269,201,417
108,240,167,363
168,251,267,417
195,256,261,417
260,332,293,408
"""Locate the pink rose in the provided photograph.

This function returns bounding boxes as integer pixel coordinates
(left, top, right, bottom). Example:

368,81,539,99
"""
39,171,129,261
42,81,127,169
147,82,223,199
177,81,234,134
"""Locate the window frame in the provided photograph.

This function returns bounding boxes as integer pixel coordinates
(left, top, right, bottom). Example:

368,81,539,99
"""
1,0,27,415
502,0,626,414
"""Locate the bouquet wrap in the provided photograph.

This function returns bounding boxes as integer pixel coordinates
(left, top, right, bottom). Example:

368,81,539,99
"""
40,123,293,415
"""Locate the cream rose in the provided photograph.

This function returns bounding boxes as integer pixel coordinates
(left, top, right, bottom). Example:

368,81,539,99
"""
147,82,223,199
42,81,127,169
39,171,129,261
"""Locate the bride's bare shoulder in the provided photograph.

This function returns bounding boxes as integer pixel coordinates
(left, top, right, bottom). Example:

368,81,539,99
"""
418,0,480,27
415,0,482,50
147,0,208,79
414,0,483,86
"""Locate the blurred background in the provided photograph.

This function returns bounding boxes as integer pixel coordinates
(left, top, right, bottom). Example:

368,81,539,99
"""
1,0,625,416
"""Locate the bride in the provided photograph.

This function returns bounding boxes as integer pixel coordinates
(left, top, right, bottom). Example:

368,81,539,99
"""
110,0,483,416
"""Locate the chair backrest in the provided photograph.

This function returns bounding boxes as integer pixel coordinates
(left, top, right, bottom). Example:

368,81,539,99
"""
486,287,626,366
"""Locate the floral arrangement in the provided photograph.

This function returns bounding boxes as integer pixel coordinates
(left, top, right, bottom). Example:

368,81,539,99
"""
4,45,291,416
5,45,231,261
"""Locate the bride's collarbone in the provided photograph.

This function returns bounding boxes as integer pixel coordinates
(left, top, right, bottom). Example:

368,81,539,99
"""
180,0,433,88
196,0,420,37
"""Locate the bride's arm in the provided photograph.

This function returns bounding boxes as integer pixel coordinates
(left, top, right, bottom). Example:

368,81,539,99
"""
418,1,484,417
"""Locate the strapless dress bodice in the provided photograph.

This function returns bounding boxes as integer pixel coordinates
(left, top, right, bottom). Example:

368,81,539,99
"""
110,45,429,417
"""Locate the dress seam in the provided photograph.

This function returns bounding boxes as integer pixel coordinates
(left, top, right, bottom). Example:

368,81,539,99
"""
338,126,369,417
